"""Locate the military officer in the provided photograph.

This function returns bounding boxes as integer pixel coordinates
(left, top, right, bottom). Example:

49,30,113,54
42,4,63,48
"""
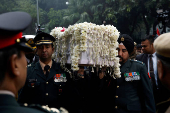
18,32,71,110
98,34,156,113
0,11,65,113
24,35,38,64
153,33,170,113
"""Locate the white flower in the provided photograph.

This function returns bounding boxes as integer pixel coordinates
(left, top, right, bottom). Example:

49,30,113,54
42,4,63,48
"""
50,22,121,78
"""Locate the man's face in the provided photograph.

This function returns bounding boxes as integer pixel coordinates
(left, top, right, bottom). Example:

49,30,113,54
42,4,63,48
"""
117,44,129,64
137,48,142,53
141,40,153,54
37,44,54,62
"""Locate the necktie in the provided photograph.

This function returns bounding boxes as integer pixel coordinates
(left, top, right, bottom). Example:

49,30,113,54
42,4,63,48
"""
149,55,156,89
44,65,50,78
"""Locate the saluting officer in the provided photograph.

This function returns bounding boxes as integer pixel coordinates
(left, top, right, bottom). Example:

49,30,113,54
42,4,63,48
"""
98,34,156,113
18,32,71,110
0,11,64,113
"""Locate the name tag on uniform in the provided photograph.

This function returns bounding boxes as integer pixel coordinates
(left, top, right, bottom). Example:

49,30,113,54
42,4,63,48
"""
54,73,67,82
29,79,37,82
124,72,140,81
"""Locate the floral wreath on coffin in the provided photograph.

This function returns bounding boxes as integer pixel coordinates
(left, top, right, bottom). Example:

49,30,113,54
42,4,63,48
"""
50,22,121,78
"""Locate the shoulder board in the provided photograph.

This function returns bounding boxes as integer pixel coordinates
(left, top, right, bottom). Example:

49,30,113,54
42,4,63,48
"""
22,103,63,113
27,62,37,68
27,64,31,67
130,59,144,65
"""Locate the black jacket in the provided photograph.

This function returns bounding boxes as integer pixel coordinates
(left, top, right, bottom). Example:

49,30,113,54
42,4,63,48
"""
136,53,170,104
18,61,71,109
0,94,56,113
98,59,156,113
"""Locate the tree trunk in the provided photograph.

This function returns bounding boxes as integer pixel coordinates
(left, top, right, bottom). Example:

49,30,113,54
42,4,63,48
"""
142,13,150,35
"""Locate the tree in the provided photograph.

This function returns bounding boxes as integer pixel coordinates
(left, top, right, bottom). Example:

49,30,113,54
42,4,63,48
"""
61,0,170,42
44,8,65,33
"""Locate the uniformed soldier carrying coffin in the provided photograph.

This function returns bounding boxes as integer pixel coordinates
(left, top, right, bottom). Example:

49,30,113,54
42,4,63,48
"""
0,11,66,113
97,34,156,113
18,32,71,111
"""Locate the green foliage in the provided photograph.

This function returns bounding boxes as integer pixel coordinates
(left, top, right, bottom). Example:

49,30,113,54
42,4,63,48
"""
46,8,65,31
0,0,169,39
0,0,17,13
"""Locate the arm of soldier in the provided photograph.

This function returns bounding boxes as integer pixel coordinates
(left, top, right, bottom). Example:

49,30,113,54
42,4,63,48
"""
140,63,156,113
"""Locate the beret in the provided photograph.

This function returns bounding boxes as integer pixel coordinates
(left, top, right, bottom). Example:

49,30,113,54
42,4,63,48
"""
118,34,134,54
154,33,170,59
0,11,32,52
34,32,55,45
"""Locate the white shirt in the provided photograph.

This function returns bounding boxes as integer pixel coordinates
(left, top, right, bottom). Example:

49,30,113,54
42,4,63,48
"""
0,90,15,97
147,52,158,87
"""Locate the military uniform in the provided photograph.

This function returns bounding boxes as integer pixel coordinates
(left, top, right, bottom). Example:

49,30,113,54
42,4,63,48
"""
18,60,71,109
0,11,65,113
0,94,65,113
156,98,170,113
100,59,156,113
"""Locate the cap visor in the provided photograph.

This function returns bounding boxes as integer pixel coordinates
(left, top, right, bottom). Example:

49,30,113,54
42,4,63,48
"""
19,42,33,52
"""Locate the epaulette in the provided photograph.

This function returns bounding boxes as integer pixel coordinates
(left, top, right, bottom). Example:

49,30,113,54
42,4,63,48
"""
130,59,144,65
22,103,68,113
27,62,36,69
27,64,31,68
27,62,37,76
156,98,170,113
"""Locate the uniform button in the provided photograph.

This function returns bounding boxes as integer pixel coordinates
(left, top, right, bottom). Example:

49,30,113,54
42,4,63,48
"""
46,82,48,84
115,106,118,109
32,86,34,88
24,103,28,106
46,93,48,96
115,96,118,98
117,86,119,88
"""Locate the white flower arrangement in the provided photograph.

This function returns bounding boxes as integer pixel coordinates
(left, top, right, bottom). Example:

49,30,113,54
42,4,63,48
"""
50,22,121,78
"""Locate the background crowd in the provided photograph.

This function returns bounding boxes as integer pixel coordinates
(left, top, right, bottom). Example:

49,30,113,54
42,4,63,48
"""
0,1,170,112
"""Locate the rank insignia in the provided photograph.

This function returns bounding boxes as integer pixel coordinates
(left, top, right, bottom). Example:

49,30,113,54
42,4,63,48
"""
28,39,34,44
121,37,124,41
124,72,140,81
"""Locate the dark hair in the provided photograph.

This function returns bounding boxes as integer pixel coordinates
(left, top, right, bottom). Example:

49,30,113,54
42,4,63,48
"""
0,46,21,84
141,35,155,44
137,44,142,49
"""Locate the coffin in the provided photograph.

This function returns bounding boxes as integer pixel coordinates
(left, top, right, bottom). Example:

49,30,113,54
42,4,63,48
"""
50,22,121,78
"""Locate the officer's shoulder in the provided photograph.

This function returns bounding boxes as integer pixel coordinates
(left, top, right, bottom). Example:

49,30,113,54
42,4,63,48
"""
27,62,37,68
53,61,62,68
21,103,68,113
27,62,37,74
156,99,170,113
130,59,144,65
